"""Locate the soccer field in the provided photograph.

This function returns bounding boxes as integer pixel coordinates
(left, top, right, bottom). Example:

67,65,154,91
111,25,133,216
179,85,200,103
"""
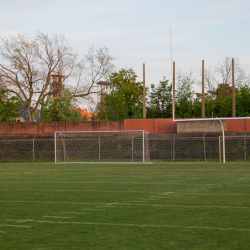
0,163,250,249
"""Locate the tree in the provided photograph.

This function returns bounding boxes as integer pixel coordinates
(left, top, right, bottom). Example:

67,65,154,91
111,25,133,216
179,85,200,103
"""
215,57,246,86
0,89,21,122
147,77,172,118
175,71,196,118
108,68,144,118
69,46,115,107
0,32,115,121
39,89,87,122
95,92,129,121
235,84,250,117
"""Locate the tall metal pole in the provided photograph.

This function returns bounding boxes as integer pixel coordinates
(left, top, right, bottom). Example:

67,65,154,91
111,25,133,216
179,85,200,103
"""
172,61,175,119
202,60,205,118
170,28,173,86
232,58,236,117
143,63,146,119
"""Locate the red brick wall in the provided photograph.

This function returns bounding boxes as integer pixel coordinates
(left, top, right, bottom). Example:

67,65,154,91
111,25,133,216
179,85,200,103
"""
226,119,247,132
2,118,250,135
0,121,124,135
124,118,177,133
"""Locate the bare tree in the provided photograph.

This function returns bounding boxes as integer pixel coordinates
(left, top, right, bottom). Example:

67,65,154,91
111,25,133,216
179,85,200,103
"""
215,56,246,86
70,46,115,106
0,32,77,121
0,33,115,121
204,66,215,91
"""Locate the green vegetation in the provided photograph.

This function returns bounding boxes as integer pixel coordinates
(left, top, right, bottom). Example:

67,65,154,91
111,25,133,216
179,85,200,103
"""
0,162,250,249
0,89,21,122
146,77,172,118
95,68,144,120
39,89,87,122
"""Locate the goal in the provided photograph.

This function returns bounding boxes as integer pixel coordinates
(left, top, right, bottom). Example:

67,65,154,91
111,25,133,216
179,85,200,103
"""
54,130,150,164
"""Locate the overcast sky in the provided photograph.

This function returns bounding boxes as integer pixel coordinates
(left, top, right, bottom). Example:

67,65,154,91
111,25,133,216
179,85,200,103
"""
1,0,250,95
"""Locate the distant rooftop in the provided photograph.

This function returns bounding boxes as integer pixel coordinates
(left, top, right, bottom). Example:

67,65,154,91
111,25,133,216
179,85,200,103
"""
96,81,110,85
50,71,66,77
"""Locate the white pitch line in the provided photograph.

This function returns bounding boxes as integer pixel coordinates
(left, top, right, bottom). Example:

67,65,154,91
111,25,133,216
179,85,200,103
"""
43,216,73,219
61,212,90,215
81,209,105,211
1,200,250,209
2,181,248,185
16,219,33,223
0,219,249,232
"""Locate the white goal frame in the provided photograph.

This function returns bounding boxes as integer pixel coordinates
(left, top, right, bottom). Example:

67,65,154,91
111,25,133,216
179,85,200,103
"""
54,130,150,164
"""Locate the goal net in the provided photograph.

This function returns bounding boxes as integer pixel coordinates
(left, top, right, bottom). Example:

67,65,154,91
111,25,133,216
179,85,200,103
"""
54,130,150,164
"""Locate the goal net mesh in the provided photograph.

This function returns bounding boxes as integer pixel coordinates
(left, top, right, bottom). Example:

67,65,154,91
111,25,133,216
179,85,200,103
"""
55,131,150,163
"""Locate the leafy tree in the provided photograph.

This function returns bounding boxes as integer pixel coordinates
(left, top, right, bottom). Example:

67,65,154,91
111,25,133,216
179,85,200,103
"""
96,68,144,120
0,89,21,122
147,78,172,118
236,84,250,117
39,89,87,122
110,68,144,118
95,92,129,121
211,85,232,117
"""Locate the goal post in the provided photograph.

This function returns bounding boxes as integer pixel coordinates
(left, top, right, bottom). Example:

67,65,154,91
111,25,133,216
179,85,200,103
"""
54,130,150,164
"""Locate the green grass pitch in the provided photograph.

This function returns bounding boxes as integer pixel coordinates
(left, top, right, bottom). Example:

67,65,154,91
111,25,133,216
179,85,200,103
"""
0,162,250,249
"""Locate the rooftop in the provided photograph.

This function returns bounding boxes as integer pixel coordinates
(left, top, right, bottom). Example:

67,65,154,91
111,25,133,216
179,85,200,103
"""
50,71,66,77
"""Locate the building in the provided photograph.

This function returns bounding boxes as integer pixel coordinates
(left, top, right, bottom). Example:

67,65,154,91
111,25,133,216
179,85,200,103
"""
48,72,66,101
96,81,110,103
78,108,97,121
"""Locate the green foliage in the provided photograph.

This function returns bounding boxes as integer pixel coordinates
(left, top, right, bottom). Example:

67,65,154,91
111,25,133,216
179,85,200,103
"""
96,68,144,120
0,89,21,122
236,84,250,117
110,68,144,118
147,78,172,118
97,92,129,121
39,89,87,122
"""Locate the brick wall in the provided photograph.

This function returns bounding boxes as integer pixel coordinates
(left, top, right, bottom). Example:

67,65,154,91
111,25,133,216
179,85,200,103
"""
124,118,177,133
226,119,250,132
1,118,249,135
0,121,124,135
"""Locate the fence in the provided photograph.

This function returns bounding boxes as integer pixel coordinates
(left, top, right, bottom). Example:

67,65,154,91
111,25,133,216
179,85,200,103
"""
219,136,250,162
0,136,249,162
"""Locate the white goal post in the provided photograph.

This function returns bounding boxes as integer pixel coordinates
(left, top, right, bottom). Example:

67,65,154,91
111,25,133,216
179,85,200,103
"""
54,130,150,164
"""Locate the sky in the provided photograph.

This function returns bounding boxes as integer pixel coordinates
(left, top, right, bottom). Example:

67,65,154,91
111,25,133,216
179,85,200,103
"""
0,0,250,99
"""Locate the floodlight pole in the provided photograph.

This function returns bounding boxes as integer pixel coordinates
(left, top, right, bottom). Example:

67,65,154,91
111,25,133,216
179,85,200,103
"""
202,60,205,118
143,63,146,119
218,118,226,163
172,61,175,120
232,58,236,117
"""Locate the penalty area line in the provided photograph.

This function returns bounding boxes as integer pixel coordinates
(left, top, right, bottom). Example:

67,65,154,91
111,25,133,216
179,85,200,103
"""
1,200,250,209
0,219,249,232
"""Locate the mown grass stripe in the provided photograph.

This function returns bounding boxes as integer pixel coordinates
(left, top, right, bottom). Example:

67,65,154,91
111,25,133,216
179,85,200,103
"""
0,224,31,228
1,188,250,196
